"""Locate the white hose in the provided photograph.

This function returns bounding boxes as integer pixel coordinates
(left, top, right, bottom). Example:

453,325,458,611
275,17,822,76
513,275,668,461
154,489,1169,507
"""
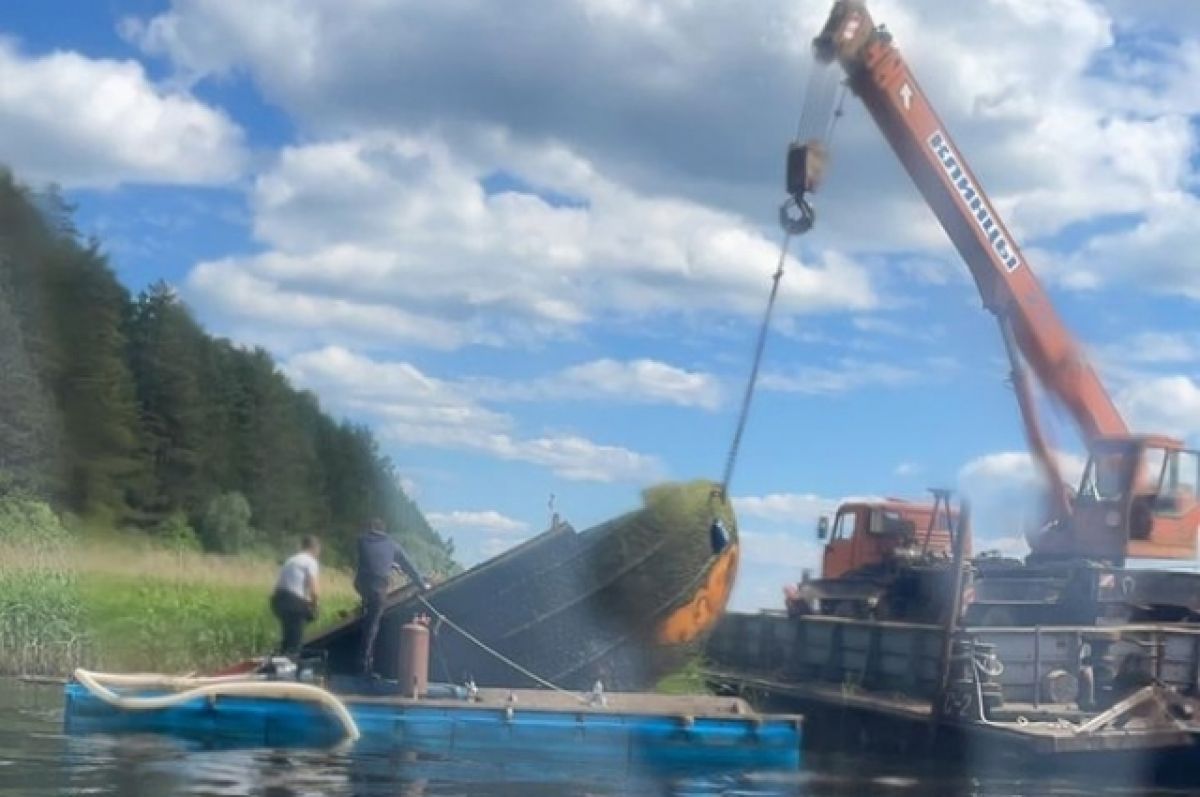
76,671,265,688
72,669,360,743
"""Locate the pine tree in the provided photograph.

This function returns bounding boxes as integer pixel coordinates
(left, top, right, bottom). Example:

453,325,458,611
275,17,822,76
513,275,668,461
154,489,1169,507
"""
0,166,455,568
43,242,153,519
0,259,61,495
128,281,212,520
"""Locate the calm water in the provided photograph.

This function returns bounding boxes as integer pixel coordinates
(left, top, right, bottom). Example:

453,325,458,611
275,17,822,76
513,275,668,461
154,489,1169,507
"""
0,680,1179,797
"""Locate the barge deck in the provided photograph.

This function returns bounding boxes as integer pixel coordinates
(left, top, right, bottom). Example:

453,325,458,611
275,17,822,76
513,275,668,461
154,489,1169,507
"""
705,612,1200,782
64,679,802,775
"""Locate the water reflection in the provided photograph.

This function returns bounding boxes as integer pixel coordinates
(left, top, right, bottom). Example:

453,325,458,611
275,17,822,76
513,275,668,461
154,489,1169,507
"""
61,737,799,797
0,682,1184,797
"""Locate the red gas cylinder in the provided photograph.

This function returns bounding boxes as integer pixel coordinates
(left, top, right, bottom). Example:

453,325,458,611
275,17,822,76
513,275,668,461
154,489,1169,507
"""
397,614,430,698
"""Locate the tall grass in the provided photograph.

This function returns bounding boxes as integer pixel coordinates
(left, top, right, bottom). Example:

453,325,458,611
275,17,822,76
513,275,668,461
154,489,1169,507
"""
75,546,357,674
0,506,357,676
0,498,88,675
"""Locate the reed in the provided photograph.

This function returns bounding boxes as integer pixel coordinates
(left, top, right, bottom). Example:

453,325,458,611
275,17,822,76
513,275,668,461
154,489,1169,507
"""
0,498,87,675
0,529,357,676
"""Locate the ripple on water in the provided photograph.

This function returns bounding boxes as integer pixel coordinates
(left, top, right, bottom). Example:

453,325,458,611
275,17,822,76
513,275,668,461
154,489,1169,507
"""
0,681,1186,797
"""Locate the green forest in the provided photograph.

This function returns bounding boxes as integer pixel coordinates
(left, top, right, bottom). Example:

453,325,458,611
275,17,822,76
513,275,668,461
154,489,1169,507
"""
0,170,457,575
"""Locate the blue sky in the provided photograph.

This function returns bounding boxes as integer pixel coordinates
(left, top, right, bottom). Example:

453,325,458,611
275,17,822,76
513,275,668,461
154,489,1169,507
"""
2,0,1199,611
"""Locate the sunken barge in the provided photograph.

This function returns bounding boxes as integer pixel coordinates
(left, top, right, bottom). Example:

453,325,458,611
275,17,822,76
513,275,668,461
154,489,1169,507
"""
307,480,739,690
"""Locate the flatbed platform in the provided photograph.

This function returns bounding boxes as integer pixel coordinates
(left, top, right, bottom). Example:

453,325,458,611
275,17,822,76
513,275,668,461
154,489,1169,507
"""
708,670,1195,756
704,612,1200,783
345,685,761,715
63,679,802,775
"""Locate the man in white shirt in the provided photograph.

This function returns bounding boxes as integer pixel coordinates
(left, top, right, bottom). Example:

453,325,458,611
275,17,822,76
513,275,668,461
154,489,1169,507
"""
270,535,321,659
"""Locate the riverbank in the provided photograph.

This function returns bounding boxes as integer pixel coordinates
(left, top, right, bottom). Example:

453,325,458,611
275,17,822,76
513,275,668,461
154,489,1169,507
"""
0,534,357,676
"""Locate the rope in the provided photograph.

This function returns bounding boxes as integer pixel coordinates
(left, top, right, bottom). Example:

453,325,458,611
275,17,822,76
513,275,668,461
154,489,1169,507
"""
719,231,793,498
823,82,849,145
797,62,838,141
72,668,360,743
416,595,586,704
717,62,848,499
795,63,826,138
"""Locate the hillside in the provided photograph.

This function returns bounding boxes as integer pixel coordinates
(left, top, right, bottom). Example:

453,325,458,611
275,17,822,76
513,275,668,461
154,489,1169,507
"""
0,170,456,575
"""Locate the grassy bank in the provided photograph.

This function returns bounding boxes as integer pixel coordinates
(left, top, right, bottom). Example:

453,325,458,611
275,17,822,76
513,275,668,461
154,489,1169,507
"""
0,533,359,677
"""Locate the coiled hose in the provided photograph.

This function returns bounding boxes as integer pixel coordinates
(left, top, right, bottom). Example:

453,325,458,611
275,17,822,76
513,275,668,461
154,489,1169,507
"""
72,668,360,743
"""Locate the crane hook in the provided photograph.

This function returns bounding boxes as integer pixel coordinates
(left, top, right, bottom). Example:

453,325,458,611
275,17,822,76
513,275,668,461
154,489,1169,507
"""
779,195,816,235
781,139,827,236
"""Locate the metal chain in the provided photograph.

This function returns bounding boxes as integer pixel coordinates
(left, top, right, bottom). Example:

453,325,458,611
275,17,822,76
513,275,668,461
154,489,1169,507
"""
719,231,794,499
823,81,849,145
716,66,844,501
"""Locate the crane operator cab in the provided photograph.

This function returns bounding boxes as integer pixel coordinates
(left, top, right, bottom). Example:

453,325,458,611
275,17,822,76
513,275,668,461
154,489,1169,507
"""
1031,436,1200,564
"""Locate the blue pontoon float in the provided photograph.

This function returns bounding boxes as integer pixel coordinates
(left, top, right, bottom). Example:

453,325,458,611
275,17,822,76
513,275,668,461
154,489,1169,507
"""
63,671,801,775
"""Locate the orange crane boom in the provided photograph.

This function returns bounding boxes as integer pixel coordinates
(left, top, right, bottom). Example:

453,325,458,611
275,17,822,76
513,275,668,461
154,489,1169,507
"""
810,1,1126,442
794,0,1199,563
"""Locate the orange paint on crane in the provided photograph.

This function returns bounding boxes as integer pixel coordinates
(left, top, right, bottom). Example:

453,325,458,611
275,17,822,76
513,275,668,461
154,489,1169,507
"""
655,544,739,645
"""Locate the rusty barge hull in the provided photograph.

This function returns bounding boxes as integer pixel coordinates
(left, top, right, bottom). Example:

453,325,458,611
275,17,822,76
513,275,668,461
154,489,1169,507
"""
705,611,1200,785
307,481,739,690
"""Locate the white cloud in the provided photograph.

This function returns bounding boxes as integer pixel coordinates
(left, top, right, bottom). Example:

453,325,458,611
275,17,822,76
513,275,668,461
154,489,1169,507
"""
730,495,875,612
465,358,722,410
284,344,505,429
558,359,721,409
1100,0,1200,35
0,39,243,188
959,450,1086,490
187,260,475,350
425,508,543,569
739,530,822,570
121,0,1200,391
1118,376,1200,441
398,475,420,498
426,510,530,536
894,461,922,477
1055,195,1200,298
283,346,662,483
760,356,957,395
761,361,917,395
957,450,1086,545
427,510,537,569
463,433,662,484
733,492,842,524
185,134,876,349
1099,331,1200,368
126,0,1200,300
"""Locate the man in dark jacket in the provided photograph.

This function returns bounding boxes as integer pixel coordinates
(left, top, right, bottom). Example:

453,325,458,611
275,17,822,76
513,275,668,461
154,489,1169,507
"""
355,518,430,676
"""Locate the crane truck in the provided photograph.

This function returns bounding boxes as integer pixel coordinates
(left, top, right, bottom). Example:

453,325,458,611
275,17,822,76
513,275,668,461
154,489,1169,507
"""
784,0,1200,625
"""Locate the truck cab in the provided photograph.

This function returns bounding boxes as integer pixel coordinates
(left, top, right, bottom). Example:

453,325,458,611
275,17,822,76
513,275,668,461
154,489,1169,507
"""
819,500,958,579
785,496,966,621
